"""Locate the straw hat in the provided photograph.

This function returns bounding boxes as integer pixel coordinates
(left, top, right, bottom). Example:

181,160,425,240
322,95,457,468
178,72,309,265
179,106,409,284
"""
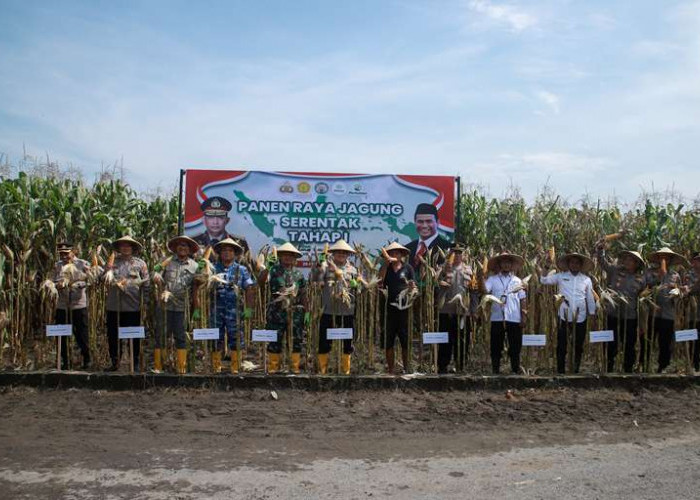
214,237,243,253
383,241,409,254
648,247,688,267
557,252,594,273
276,242,302,257
112,235,143,254
617,250,645,269
328,239,355,254
488,252,524,272
167,235,200,254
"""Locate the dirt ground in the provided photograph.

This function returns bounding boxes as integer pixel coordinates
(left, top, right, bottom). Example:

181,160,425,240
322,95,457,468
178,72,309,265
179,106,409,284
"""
1,384,700,499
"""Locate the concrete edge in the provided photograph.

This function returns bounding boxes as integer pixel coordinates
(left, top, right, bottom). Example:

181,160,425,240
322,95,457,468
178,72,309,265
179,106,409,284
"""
1,371,699,392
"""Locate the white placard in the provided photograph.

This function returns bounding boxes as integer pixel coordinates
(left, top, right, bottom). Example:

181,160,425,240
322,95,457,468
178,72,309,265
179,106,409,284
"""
423,332,449,344
252,329,278,342
327,328,353,340
522,334,547,347
589,330,614,343
193,328,220,341
46,324,72,337
118,326,146,339
675,329,699,342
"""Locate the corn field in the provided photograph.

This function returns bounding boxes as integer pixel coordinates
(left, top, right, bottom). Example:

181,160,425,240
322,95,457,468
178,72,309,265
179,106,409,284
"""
1,170,699,375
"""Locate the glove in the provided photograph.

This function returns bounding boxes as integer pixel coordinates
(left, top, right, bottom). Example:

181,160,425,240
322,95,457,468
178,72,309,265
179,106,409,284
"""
197,260,206,271
154,264,163,273
304,312,311,326
266,255,278,270
243,307,253,320
319,253,327,263
349,278,358,289
192,308,201,321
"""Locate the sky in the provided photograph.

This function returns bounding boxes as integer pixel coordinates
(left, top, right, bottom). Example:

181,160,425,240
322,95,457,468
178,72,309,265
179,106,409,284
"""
1,0,699,202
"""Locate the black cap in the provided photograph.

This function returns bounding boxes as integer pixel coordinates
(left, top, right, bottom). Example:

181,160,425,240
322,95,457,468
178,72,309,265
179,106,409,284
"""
449,242,465,252
57,242,73,253
200,196,232,216
414,203,438,219
692,252,700,261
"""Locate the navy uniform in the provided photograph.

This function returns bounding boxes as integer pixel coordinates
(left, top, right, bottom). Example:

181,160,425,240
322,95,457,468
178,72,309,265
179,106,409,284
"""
193,196,249,252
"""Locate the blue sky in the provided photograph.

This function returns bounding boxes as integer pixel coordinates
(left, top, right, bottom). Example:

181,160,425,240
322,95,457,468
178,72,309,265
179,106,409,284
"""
1,0,699,202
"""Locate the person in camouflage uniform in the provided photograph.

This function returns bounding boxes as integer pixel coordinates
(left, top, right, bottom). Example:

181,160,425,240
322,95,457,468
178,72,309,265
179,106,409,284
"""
263,242,307,374
644,247,687,373
210,238,255,374
152,235,201,374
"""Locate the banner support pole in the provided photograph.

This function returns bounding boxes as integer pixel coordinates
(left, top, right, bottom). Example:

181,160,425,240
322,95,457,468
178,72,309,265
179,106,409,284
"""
177,169,185,234
455,175,461,242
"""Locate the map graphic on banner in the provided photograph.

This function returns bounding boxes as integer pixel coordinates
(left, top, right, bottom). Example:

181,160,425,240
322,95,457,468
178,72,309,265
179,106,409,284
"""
184,170,456,259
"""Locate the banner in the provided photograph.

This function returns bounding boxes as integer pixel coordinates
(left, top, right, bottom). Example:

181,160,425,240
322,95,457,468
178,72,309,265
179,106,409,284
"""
184,170,456,259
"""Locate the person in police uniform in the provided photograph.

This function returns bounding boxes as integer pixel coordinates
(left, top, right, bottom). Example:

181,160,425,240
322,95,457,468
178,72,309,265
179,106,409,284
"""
193,196,249,252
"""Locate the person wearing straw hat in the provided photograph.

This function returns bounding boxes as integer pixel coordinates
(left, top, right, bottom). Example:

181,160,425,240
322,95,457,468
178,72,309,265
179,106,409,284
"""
103,235,149,371
683,252,700,373
52,242,94,370
644,247,687,373
311,239,359,375
436,242,474,373
263,242,307,374
482,252,527,374
152,235,201,374
379,241,416,374
210,238,256,374
193,196,249,253
595,242,647,373
540,252,597,374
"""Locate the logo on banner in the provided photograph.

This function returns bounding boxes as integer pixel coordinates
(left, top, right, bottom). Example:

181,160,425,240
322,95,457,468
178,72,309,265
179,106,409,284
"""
314,182,329,194
279,181,293,194
297,181,311,194
349,183,366,195
332,182,347,195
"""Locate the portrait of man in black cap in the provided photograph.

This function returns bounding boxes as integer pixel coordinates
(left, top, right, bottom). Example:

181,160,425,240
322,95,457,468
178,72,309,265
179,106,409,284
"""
405,202,451,274
193,196,249,252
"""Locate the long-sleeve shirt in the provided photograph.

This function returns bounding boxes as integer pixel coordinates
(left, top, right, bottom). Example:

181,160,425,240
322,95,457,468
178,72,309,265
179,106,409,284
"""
484,272,526,322
161,257,199,312
684,269,700,322
645,269,682,321
53,258,91,310
105,256,150,312
540,271,596,322
311,262,358,316
597,250,647,320
438,264,475,316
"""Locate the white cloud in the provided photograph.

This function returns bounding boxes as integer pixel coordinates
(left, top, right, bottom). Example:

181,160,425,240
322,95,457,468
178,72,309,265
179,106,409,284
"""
467,0,538,33
534,90,560,114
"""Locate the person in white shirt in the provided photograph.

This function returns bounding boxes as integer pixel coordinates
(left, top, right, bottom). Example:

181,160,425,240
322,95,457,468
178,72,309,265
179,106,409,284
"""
483,253,527,374
540,252,597,374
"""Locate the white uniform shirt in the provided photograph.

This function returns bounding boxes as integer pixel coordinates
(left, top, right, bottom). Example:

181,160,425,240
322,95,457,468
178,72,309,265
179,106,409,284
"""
484,273,526,322
540,271,597,322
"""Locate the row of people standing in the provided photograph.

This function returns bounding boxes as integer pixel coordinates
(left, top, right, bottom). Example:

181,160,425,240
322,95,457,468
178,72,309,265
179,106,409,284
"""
50,234,700,375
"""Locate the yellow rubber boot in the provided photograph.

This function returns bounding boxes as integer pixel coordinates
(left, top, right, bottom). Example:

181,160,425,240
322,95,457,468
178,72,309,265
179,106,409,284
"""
211,351,222,373
291,353,302,374
267,353,280,374
153,348,163,372
230,350,241,374
318,353,329,375
176,349,188,375
341,354,351,375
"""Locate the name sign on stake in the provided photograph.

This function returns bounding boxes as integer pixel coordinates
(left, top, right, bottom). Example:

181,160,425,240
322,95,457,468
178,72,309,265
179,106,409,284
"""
193,328,220,341
46,324,72,337
522,334,546,347
252,329,278,342
423,332,449,344
675,329,699,342
118,326,146,339
327,328,353,340
589,330,614,343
